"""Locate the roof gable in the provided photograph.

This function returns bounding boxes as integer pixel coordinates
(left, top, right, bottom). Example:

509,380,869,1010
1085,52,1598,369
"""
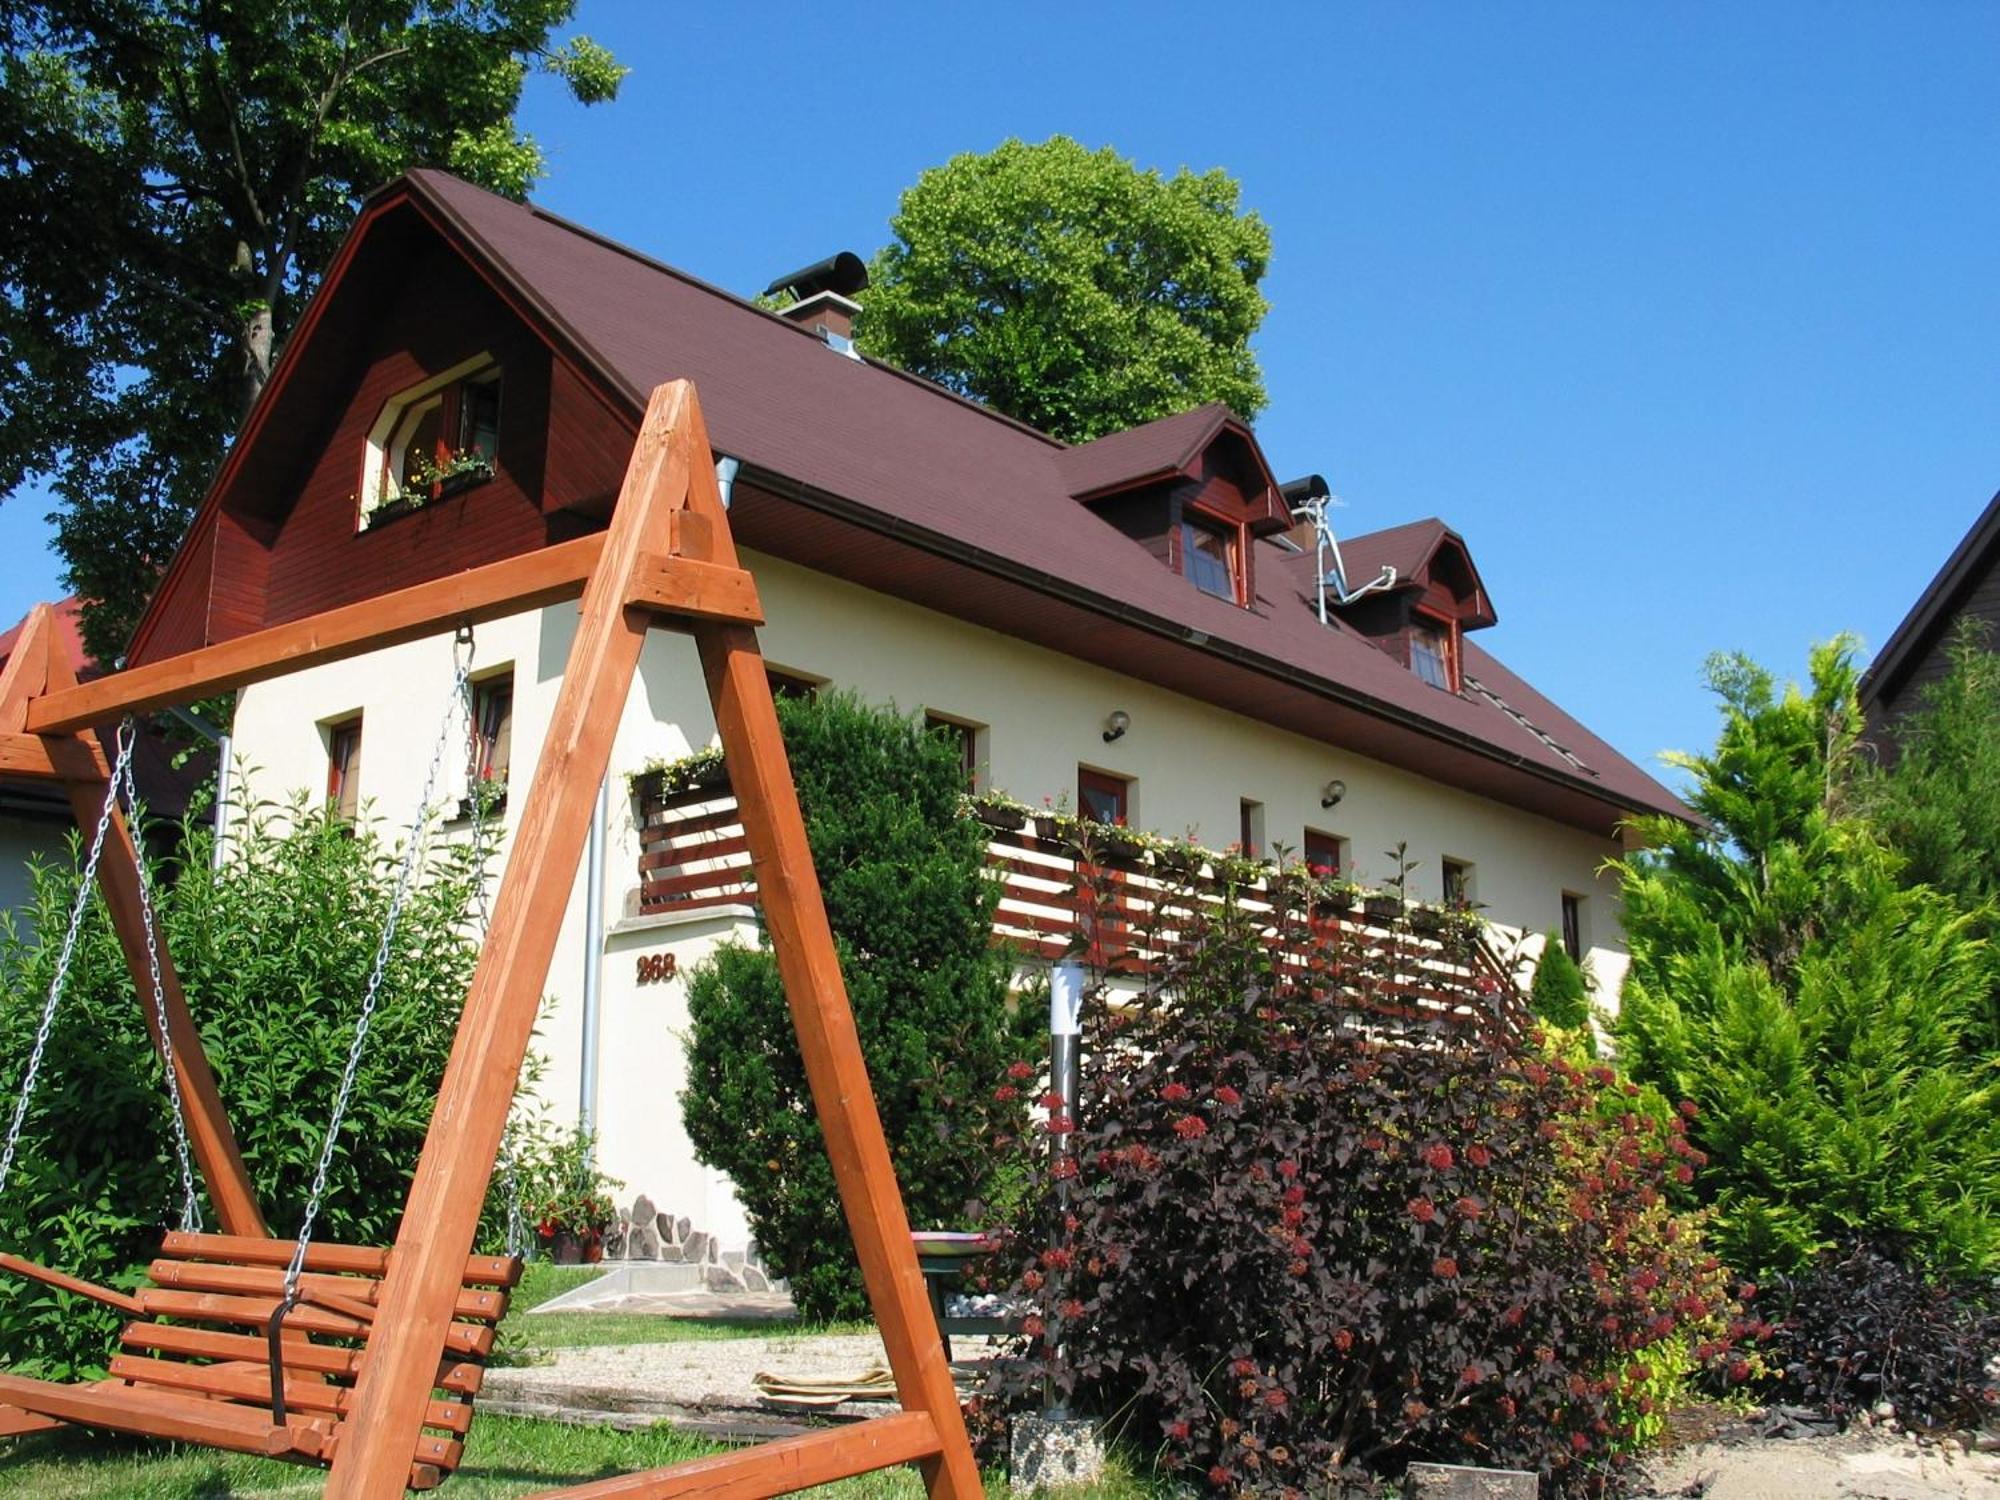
1860,488,2000,715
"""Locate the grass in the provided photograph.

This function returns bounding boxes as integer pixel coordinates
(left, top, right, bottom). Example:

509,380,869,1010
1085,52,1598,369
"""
0,1413,1161,1499
492,1262,869,1360
0,1262,1159,1497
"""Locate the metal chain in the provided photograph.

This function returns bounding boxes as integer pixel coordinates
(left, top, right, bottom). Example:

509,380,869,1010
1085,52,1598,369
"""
457,630,527,1259
282,644,475,1298
117,722,203,1232
0,727,140,1200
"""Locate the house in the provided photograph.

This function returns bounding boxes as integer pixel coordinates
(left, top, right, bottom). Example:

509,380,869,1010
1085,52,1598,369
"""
0,598,204,933
121,170,1690,1253
1860,488,2000,743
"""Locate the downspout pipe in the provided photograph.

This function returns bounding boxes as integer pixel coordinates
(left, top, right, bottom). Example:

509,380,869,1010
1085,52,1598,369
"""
580,774,608,1148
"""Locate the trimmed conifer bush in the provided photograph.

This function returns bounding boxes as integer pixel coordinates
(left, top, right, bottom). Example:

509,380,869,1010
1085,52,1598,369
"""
680,691,1037,1320
981,888,1744,1497
1530,932,1592,1035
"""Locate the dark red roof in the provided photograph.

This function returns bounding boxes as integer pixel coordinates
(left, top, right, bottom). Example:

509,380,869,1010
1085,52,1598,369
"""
1053,403,1237,498
132,169,1691,831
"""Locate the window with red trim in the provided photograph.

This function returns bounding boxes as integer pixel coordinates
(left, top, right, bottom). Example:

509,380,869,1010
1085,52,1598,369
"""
326,716,363,821
375,365,501,516
1303,828,1347,878
1410,613,1461,693
1180,514,1243,603
1077,767,1130,827
924,712,981,788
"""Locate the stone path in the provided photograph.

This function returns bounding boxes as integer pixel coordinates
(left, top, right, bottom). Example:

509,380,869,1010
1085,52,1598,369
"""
1640,1428,2000,1498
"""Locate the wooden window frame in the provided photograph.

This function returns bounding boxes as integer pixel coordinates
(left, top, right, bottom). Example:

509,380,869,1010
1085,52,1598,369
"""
923,711,982,790
1442,857,1474,908
1561,891,1585,961
1076,766,1130,828
1238,798,1264,858
360,355,502,527
471,671,514,787
325,715,363,822
1302,828,1348,878
1175,508,1248,605
766,666,823,702
1409,608,1462,694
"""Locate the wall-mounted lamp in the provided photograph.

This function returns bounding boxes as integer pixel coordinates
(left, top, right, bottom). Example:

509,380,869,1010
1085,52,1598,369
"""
1102,709,1131,743
1320,778,1347,809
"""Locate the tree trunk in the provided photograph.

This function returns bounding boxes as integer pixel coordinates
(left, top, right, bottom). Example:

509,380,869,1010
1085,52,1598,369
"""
240,302,274,421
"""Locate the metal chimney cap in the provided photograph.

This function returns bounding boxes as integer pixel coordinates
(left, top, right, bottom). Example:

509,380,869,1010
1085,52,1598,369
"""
1280,474,1330,507
763,251,869,302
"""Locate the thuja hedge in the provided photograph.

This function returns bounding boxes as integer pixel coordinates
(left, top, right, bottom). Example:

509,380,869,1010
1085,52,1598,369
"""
981,894,1749,1497
0,795,493,1377
681,691,1039,1320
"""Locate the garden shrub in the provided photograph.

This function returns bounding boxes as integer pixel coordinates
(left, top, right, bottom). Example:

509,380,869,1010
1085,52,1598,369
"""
680,691,1038,1321
0,793,490,1377
983,884,1744,1497
1762,1241,1999,1432
1614,643,2000,1278
1529,932,1593,1042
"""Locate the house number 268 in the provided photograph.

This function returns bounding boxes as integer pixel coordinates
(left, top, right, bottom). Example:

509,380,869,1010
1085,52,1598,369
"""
636,953,678,985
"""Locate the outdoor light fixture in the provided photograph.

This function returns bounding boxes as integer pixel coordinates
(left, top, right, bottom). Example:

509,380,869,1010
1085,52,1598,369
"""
1102,709,1131,743
1321,778,1347,809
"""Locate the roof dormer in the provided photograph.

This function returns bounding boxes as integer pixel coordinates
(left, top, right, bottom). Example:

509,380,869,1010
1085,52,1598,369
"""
1054,404,1289,607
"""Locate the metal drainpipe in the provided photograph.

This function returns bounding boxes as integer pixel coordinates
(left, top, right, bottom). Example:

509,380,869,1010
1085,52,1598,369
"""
579,774,608,1146
212,734,232,871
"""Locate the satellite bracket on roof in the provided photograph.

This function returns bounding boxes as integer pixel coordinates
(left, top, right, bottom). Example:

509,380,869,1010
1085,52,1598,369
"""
1294,492,1398,623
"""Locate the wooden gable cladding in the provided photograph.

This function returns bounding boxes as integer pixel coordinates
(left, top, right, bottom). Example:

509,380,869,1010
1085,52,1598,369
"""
256,240,559,629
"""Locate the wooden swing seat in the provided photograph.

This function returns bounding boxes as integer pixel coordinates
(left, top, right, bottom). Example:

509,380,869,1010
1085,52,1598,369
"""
0,1231,519,1489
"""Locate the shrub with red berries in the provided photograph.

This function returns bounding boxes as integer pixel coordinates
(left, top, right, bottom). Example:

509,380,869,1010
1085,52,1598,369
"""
985,889,1744,1496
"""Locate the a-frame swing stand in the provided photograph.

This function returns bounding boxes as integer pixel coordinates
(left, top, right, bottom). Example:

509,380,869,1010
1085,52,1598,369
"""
0,381,985,1500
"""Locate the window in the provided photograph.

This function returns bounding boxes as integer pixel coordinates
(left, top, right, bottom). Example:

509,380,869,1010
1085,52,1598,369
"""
1303,828,1348,878
924,712,982,788
362,355,501,524
1238,798,1264,858
472,674,513,787
1561,892,1585,961
766,667,822,702
1442,857,1475,907
1410,617,1459,692
1181,517,1240,602
1077,767,1130,827
326,716,363,821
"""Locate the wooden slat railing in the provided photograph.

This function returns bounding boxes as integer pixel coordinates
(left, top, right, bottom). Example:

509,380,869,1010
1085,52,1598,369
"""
636,781,1529,1031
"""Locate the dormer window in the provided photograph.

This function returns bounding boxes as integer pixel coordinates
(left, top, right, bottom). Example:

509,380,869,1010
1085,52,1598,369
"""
361,355,501,527
1181,516,1242,603
1411,614,1460,693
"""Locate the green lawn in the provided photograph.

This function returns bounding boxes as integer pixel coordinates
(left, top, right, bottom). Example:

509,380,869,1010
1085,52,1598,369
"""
492,1263,867,1360
0,1263,1158,1498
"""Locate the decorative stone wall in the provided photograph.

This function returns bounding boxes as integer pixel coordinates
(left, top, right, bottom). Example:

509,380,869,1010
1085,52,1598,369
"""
599,1192,780,1293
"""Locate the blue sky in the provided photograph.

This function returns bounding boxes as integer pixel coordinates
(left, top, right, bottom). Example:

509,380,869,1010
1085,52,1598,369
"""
4,2,1996,789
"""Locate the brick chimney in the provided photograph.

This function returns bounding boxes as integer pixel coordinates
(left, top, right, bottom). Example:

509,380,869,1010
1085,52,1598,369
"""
763,252,868,355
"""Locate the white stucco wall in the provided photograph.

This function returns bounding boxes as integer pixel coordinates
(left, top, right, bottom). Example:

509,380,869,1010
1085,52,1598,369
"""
227,545,1633,1247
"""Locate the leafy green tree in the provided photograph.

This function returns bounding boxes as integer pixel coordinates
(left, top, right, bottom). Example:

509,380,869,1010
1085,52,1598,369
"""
1,3,624,661
1612,641,2000,1278
1529,931,1592,1037
856,135,1270,443
680,693,1037,1320
0,794,491,1376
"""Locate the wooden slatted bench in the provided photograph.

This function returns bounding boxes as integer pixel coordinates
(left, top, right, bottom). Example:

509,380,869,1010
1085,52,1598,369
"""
0,1231,520,1490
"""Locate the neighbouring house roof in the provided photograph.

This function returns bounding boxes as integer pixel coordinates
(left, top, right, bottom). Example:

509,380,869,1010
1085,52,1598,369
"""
128,168,1690,834
0,599,202,821
1859,488,2000,720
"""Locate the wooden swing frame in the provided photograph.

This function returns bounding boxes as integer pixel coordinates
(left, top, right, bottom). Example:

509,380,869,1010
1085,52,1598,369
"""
0,381,984,1500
